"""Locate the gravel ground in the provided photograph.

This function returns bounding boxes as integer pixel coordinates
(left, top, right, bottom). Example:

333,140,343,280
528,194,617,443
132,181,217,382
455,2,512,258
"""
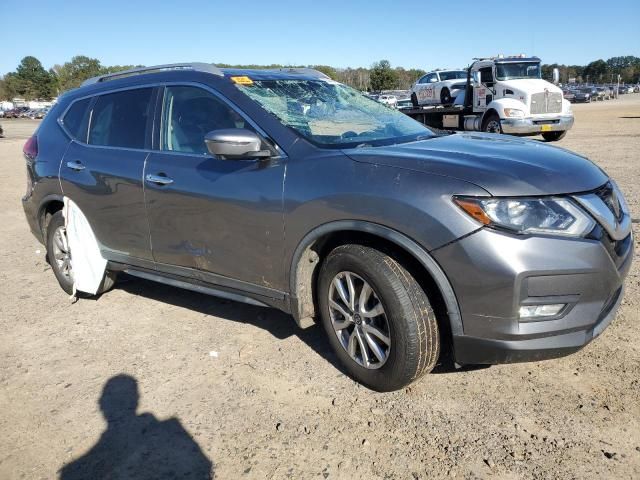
0,96,639,479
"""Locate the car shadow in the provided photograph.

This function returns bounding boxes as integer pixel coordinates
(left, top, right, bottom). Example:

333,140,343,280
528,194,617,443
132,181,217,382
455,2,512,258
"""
114,274,484,380
59,374,213,480
115,274,345,374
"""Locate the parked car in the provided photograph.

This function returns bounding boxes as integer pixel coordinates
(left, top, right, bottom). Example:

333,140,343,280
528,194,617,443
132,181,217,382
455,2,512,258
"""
22,63,633,392
410,69,467,106
396,98,414,110
596,87,610,100
562,89,576,102
2,108,21,118
377,94,398,108
624,86,634,94
573,88,594,103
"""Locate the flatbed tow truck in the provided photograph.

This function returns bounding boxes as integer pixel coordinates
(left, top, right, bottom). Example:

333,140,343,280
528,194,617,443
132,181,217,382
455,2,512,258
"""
402,55,574,142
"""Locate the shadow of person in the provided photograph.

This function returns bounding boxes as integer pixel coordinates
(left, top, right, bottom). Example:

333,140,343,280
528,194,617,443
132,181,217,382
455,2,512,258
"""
59,375,213,480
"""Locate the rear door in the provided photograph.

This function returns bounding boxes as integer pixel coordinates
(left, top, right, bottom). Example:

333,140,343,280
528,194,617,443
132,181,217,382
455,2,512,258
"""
144,84,286,292
60,87,156,263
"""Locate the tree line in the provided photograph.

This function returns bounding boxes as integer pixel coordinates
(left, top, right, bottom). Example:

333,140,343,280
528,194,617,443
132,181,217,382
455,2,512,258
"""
2,55,639,101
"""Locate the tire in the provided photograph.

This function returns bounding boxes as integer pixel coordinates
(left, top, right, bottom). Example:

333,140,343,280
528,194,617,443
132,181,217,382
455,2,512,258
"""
410,92,419,108
542,131,567,142
482,112,502,134
46,211,117,296
318,244,439,392
440,87,452,105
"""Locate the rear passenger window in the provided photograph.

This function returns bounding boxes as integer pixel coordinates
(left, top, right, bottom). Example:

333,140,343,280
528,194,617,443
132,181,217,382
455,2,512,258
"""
89,88,153,149
62,98,91,142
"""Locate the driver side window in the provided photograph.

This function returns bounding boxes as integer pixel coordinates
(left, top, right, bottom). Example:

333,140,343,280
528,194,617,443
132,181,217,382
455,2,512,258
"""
161,86,253,154
479,67,494,85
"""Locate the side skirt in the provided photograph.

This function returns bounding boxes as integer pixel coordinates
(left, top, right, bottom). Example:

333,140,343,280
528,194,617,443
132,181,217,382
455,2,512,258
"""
108,261,290,312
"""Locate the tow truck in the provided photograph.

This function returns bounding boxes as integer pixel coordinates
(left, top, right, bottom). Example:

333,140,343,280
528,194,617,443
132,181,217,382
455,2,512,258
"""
403,55,574,142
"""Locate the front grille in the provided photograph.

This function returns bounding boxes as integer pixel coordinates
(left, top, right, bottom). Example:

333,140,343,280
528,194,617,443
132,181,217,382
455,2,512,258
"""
598,227,632,270
594,182,624,222
530,91,563,114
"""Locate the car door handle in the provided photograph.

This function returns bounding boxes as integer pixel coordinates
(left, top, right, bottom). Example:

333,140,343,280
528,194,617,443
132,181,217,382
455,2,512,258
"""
66,161,85,171
145,173,174,185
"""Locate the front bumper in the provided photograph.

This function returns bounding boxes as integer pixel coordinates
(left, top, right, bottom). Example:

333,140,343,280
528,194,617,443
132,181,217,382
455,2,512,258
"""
501,114,574,134
432,227,633,365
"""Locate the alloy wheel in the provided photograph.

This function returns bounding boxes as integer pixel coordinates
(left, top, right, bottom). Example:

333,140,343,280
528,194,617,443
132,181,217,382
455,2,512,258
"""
328,271,391,369
52,225,73,281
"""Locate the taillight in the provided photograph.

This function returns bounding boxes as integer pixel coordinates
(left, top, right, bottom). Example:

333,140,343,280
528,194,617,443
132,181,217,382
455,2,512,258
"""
23,135,38,160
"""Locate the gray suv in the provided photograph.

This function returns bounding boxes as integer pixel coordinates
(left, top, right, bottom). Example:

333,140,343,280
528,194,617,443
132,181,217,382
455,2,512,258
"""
22,63,633,391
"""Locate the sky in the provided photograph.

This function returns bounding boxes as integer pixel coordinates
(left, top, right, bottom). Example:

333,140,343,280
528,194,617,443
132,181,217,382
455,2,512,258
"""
1,0,639,75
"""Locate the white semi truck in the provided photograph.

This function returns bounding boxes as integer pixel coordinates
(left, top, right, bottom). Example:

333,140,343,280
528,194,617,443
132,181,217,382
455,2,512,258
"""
405,55,574,142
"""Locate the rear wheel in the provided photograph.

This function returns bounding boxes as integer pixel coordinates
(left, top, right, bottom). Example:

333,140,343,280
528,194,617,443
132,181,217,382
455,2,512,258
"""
542,131,567,142
318,244,439,392
410,92,419,108
482,113,502,133
440,87,452,105
46,211,117,296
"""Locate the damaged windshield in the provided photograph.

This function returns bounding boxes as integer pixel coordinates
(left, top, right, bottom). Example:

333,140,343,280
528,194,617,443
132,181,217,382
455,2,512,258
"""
234,78,433,148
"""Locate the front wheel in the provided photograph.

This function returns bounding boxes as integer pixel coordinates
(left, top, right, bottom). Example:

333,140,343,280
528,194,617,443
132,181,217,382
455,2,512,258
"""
542,131,567,142
440,87,452,105
318,244,440,392
482,113,502,134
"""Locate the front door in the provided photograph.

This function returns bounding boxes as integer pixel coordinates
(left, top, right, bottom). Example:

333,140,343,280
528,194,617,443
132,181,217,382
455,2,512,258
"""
60,87,156,262
473,67,494,112
144,85,286,292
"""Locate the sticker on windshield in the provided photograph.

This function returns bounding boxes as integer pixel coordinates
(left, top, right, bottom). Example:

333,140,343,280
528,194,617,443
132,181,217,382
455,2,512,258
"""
230,76,254,85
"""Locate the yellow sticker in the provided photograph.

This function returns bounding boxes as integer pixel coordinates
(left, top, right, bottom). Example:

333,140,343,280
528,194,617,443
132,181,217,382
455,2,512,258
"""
230,76,254,85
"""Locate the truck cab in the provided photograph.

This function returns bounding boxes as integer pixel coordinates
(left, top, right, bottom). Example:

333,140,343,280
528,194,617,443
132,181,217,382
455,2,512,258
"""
469,55,574,141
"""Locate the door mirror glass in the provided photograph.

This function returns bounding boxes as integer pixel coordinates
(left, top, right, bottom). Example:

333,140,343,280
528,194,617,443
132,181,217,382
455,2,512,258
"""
472,71,481,86
204,129,272,159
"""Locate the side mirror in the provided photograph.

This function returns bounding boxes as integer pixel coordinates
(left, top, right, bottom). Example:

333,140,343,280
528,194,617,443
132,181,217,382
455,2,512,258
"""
471,71,481,86
204,129,272,160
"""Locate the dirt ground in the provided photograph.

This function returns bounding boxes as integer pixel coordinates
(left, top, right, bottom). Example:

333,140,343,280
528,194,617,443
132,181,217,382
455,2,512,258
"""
0,96,639,480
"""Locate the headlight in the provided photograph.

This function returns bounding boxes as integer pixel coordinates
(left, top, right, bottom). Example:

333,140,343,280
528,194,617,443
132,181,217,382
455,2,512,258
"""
503,108,525,118
453,197,595,237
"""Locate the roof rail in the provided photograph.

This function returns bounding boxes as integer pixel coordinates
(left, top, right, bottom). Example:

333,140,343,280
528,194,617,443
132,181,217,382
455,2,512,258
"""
81,62,224,86
274,67,330,79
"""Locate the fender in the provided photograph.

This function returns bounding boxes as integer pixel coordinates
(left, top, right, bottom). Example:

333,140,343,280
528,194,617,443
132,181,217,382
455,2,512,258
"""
288,220,463,335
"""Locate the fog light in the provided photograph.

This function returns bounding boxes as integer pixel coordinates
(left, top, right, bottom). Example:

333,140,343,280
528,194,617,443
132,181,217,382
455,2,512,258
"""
519,304,565,319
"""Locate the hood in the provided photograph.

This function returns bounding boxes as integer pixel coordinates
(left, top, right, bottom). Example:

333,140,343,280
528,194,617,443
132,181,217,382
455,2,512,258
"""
343,133,608,196
498,78,562,94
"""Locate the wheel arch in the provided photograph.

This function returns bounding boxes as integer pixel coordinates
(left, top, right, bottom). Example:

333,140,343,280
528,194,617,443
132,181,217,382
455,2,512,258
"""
37,194,65,239
480,107,501,128
288,221,463,339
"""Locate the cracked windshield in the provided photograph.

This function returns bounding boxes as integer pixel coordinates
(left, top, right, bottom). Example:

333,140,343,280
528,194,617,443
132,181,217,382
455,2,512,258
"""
236,78,432,147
